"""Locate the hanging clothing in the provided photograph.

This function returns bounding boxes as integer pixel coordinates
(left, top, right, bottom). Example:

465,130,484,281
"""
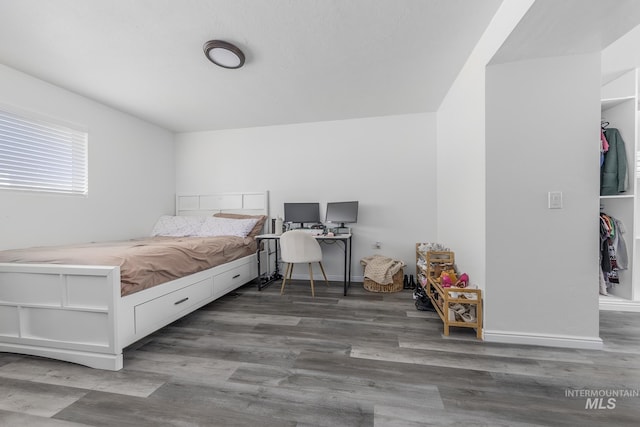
600,128,628,195
600,214,612,273
600,129,609,166
611,217,628,270
599,213,628,294
599,266,608,296
601,129,610,153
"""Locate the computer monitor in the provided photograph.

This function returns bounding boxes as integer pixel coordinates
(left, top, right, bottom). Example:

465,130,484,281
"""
283,202,320,228
325,201,359,228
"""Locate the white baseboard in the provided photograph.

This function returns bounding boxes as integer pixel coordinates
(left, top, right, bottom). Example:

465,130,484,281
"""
599,297,640,312
290,273,363,283
483,330,603,350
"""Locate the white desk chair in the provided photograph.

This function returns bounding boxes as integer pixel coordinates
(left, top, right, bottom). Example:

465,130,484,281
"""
279,230,329,297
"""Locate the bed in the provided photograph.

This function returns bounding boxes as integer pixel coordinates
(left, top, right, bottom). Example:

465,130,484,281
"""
0,191,269,371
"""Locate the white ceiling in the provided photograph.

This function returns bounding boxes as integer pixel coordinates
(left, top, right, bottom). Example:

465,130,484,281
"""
491,0,640,70
602,22,640,85
2,1,640,134
0,0,502,132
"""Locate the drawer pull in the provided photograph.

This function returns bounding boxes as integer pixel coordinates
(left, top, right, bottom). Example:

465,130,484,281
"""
232,274,241,279
174,297,189,305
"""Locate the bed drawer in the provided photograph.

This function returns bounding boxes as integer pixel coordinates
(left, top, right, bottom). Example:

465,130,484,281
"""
135,278,213,334
215,262,252,297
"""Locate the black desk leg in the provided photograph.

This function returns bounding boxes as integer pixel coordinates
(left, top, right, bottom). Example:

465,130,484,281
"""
343,239,347,296
257,237,281,291
256,242,263,291
348,236,352,292
343,236,352,296
274,239,279,278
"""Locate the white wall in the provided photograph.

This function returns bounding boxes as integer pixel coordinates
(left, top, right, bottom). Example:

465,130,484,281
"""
436,0,533,291
175,113,437,280
438,1,604,349
484,53,602,347
0,64,175,250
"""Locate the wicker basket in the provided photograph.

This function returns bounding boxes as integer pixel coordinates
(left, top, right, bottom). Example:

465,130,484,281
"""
363,269,404,293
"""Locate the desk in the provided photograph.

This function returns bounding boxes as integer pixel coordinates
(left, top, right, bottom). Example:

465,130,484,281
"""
256,233,353,295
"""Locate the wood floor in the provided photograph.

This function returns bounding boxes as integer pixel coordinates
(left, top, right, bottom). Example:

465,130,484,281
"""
1,280,639,426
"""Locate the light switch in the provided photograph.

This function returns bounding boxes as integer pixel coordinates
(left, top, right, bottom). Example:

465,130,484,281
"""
548,191,563,209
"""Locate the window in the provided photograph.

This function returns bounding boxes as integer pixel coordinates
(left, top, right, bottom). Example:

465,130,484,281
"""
0,107,88,196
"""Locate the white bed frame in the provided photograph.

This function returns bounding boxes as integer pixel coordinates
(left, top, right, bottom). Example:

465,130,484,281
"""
0,191,269,371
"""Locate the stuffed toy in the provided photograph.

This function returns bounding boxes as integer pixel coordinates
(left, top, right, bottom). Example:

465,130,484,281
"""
439,271,457,287
455,273,469,288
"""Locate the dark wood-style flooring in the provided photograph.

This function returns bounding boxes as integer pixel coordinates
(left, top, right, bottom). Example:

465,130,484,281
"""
1,280,639,426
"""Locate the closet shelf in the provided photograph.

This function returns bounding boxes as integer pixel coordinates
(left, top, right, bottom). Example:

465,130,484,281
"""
601,96,635,110
599,194,634,199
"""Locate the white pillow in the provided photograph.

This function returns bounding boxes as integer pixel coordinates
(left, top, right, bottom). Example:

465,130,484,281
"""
151,215,205,237
197,216,259,238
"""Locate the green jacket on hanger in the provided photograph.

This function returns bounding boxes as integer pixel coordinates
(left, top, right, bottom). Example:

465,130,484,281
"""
601,128,628,196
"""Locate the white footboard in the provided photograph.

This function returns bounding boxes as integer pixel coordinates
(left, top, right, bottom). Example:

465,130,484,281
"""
0,263,122,370
0,252,261,371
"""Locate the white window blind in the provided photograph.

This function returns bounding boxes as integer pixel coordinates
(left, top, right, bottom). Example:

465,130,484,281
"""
0,108,88,196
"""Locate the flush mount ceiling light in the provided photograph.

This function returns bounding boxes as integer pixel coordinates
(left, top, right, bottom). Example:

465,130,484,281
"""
203,40,245,69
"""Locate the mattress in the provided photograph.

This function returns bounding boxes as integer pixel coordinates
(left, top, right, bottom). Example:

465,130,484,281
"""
0,236,257,296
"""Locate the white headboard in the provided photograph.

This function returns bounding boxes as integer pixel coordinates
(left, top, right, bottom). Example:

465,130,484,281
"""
176,191,269,218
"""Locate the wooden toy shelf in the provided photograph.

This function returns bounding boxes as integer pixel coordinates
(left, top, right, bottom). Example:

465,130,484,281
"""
416,245,483,339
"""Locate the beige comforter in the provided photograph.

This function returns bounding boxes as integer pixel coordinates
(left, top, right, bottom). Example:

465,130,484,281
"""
0,236,257,296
